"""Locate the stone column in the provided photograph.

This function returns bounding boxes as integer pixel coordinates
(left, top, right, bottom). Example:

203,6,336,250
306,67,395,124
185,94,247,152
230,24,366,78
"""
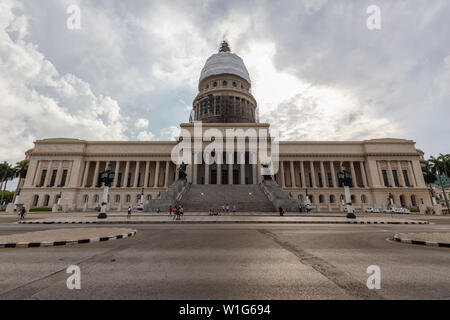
66,160,74,187
123,161,130,188
360,161,368,188
164,161,170,187
205,163,210,185
320,161,326,188
44,161,52,187
398,161,406,187
280,161,286,187
251,152,257,185
217,164,222,185
330,161,337,188
387,161,395,187
114,161,120,187
92,161,100,188
310,161,316,188
376,161,383,186
193,152,200,185
300,161,306,188
30,160,41,187
134,161,140,187
350,161,358,188
238,152,245,185
228,152,233,185
82,161,90,187
408,161,417,187
55,161,63,187
144,161,150,187
154,161,160,187
290,161,296,188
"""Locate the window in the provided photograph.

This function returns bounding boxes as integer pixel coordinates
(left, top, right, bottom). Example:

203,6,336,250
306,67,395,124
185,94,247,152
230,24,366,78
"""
33,195,39,207
147,195,152,200
232,81,237,87
117,173,122,187
127,172,132,187
308,172,313,187
213,81,217,87
206,84,209,89
319,195,325,203
60,170,68,187
43,195,50,207
330,195,335,203
361,195,367,203
115,195,120,203
94,195,99,203
83,195,89,203
392,170,400,187
50,170,57,187
39,170,47,187
318,172,323,188
382,170,389,187
223,81,227,86
327,172,333,187
126,195,131,203
403,170,410,187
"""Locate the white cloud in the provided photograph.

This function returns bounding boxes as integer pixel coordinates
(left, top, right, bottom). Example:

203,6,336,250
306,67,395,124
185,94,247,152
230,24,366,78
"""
137,130,155,141
136,118,149,129
0,0,127,163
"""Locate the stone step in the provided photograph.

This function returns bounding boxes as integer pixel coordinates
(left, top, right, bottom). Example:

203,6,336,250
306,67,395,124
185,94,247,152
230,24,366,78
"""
179,184,275,212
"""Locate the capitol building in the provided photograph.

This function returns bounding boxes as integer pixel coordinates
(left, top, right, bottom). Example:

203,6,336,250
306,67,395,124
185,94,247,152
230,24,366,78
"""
15,42,432,214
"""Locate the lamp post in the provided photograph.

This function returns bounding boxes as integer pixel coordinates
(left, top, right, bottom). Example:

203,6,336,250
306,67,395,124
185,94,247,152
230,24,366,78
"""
98,164,115,219
338,163,356,219
138,188,144,211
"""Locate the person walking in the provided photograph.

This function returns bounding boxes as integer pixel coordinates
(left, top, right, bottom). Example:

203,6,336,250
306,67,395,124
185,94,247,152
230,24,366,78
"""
180,205,184,217
232,205,237,215
222,204,225,213
226,204,230,213
168,205,173,217
173,206,178,221
19,206,26,221
279,207,284,216
127,206,132,218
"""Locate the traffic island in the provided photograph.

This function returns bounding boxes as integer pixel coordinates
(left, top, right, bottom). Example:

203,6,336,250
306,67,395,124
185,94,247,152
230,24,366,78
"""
0,228,137,249
394,233,450,248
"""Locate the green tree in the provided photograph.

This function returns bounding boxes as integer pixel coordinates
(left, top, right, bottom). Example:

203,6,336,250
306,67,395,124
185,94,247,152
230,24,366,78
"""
0,162,15,205
428,154,450,213
13,160,29,202
422,165,437,204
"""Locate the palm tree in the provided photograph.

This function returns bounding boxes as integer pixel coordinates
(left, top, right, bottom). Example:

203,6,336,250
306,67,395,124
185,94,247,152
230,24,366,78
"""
422,165,437,204
0,162,14,205
13,160,29,203
428,154,450,213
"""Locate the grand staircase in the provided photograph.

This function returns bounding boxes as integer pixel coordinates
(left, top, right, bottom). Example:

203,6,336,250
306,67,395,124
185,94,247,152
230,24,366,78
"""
179,184,275,212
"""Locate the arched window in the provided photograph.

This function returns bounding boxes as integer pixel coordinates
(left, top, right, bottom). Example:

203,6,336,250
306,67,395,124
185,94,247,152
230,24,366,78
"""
223,80,227,86
147,195,152,200
126,195,131,203
351,195,356,203
319,195,325,203
329,195,335,203
298,195,303,203
43,195,50,207
411,195,417,207
361,195,367,204
115,195,120,203
33,195,39,207
93,195,99,203
83,195,89,203
213,81,217,87
309,195,314,203
232,81,237,87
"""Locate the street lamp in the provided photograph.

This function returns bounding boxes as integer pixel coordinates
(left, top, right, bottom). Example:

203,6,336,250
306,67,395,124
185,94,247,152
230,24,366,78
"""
98,164,115,219
138,188,144,211
338,163,356,219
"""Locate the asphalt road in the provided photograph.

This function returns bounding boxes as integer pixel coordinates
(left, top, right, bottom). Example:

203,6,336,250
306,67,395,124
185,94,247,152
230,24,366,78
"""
0,222,449,300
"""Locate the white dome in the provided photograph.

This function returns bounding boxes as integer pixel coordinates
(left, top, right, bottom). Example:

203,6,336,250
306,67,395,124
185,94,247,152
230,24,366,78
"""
199,52,251,85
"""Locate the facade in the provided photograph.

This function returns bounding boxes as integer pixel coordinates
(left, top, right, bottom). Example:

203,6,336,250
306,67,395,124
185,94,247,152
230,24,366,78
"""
13,42,434,213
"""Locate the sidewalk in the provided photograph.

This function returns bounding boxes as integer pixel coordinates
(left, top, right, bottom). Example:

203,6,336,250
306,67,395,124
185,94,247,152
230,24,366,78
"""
394,233,450,248
18,215,429,225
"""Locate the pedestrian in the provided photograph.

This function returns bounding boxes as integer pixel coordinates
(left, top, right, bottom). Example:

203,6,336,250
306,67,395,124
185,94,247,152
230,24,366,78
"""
127,206,132,218
222,204,225,212
157,208,161,214
279,207,283,216
180,205,184,216
209,209,213,216
19,206,26,221
169,205,173,217
232,205,237,215
173,206,178,220
226,204,230,213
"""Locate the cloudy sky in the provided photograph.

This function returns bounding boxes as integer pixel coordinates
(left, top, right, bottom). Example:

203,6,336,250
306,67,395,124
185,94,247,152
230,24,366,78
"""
1,0,450,170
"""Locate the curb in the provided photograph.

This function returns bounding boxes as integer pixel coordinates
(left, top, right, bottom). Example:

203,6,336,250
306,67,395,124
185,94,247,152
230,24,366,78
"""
18,220,428,225
0,230,137,249
393,234,450,248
